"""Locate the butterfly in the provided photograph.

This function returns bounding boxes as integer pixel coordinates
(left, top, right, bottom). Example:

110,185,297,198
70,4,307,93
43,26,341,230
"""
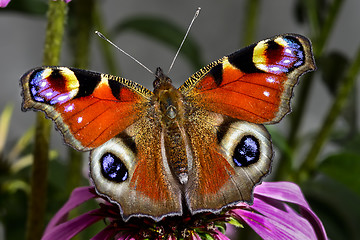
21,33,315,221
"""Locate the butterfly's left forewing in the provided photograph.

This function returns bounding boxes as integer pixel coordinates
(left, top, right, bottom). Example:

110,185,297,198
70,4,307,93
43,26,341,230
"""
180,34,316,124
21,67,152,151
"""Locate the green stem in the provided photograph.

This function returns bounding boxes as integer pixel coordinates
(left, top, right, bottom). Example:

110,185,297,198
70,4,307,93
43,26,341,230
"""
242,0,261,46
298,46,360,181
25,1,67,240
42,1,67,66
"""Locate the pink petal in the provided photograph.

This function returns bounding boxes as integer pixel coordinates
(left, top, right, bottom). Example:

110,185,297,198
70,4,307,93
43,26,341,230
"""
213,230,231,240
251,197,317,239
44,186,97,234
116,237,136,240
42,208,104,240
234,209,314,240
91,225,117,240
254,182,327,239
0,0,10,7
254,182,310,208
225,225,238,239
191,233,202,240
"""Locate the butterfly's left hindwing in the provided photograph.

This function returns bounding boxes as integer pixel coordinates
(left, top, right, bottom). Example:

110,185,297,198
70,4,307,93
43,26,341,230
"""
21,67,152,151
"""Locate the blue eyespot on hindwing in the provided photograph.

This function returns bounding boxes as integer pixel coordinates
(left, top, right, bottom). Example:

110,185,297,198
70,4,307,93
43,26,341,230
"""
100,153,129,182
233,135,260,167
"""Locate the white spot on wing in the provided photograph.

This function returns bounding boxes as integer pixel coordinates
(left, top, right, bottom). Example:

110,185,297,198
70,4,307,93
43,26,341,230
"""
65,104,74,112
263,91,270,97
285,48,292,54
40,81,47,88
266,76,275,83
77,117,83,123
283,59,291,64
270,66,281,72
57,95,68,102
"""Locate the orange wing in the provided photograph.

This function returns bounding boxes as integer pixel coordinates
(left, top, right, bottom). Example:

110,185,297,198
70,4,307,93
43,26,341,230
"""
21,67,152,151
180,34,316,124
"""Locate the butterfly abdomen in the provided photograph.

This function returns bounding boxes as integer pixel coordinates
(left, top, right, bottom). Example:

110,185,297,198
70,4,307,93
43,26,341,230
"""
163,128,189,185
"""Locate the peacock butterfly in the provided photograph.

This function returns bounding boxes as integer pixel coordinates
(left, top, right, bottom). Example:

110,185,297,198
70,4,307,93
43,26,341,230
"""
20,33,315,221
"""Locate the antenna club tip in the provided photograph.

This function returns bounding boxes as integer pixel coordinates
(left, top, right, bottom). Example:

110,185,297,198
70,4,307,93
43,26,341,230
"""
193,7,201,18
95,31,106,40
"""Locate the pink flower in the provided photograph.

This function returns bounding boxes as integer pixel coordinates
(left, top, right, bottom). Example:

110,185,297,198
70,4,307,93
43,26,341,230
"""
0,0,71,8
0,0,10,7
231,182,327,239
42,182,327,239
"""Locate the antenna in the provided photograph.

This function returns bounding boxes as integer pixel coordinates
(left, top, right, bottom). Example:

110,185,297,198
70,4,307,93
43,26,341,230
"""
95,31,154,75
167,7,201,74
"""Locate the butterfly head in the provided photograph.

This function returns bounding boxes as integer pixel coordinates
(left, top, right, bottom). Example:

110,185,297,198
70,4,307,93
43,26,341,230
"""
153,67,172,89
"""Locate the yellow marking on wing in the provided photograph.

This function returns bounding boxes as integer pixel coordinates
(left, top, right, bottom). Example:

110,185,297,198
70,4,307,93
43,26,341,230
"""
59,67,80,91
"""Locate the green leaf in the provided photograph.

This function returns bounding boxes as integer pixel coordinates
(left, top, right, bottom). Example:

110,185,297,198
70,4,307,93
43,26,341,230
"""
342,133,360,154
2,179,30,194
0,104,13,154
227,216,244,228
302,177,360,240
203,233,215,240
319,152,360,196
294,0,307,24
294,0,329,26
8,127,34,163
319,51,349,95
215,221,227,234
111,16,203,70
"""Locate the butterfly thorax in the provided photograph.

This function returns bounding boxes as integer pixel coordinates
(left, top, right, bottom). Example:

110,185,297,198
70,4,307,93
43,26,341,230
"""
152,68,185,125
152,68,189,185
